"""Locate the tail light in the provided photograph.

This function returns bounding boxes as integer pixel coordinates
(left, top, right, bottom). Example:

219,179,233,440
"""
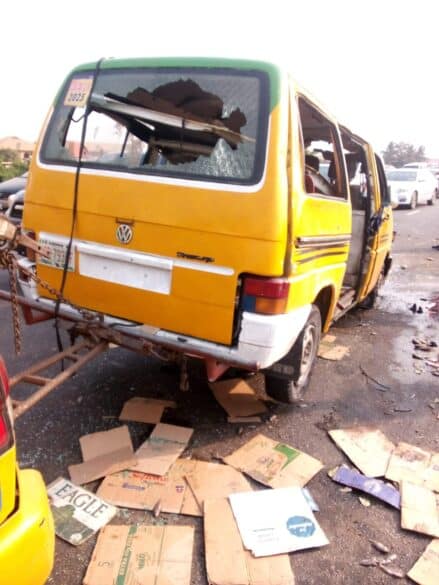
242,276,290,315
0,357,13,454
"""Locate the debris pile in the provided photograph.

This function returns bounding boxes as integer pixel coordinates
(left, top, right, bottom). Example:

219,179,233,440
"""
328,426,439,583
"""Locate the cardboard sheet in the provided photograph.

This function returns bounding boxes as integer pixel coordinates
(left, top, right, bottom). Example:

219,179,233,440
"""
329,427,395,478
47,477,117,546
229,487,329,557
97,459,201,516
119,396,176,424
331,465,401,509
223,434,323,488
204,498,295,585
132,423,193,476
209,378,267,418
401,482,439,537
68,425,137,485
385,442,439,491
408,539,439,585
83,525,194,585
184,461,252,509
318,339,349,361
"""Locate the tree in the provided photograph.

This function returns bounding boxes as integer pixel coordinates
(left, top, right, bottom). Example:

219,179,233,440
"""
382,141,426,167
0,149,28,182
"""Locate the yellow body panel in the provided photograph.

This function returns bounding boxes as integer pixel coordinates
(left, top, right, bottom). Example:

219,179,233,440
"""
0,469,54,585
26,96,289,345
0,447,16,525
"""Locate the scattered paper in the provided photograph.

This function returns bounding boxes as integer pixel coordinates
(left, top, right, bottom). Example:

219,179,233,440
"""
209,378,267,418
83,525,194,585
185,461,252,509
132,423,193,476
329,427,395,477
318,340,349,361
223,433,323,488
401,482,439,538
47,477,117,546
229,487,329,557
408,539,439,585
204,498,295,585
331,465,400,509
119,396,177,424
68,425,137,485
385,442,439,491
97,459,201,516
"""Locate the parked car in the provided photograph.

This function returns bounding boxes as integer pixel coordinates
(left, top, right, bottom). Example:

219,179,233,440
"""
0,356,54,585
386,168,437,208
5,189,25,225
0,172,28,212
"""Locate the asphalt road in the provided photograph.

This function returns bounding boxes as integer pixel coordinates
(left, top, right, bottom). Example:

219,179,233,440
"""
1,201,438,585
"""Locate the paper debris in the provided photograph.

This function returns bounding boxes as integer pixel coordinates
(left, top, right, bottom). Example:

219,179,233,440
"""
47,477,117,546
184,461,252,509
204,498,295,585
329,427,395,477
209,378,267,418
331,465,400,508
408,539,439,585
83,525,194,585
97,459,201,516
401,482,439,537
119,396,176,424
223,433,323,488
318,341,349,361
229,487,329,557
359,496,371,507
132,423,193,476
68,426,137,485
385,442,439,491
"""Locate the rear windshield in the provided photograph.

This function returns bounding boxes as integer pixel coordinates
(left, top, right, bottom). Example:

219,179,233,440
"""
41,67,269,186
387,170,416,181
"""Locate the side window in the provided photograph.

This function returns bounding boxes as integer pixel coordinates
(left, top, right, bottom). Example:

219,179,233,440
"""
375,154,391,206
297,97,347,198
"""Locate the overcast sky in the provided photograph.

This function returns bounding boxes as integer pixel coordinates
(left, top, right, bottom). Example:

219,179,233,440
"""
3,0,438,156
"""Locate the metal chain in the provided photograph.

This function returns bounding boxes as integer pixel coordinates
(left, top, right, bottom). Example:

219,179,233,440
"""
5,253,22,354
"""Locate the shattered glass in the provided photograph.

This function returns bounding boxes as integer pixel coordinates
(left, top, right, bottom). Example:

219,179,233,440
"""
43,68,268,185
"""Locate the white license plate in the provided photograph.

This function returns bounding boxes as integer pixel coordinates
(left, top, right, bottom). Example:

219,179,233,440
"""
39,239,75,271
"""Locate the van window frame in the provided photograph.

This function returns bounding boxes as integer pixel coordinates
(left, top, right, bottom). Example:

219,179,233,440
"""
297,95,348,201
40,66,271,188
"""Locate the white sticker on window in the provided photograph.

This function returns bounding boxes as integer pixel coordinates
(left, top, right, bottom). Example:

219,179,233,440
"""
64,78,93,108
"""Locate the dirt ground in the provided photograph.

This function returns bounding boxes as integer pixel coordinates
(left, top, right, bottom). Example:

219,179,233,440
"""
1,203,438,584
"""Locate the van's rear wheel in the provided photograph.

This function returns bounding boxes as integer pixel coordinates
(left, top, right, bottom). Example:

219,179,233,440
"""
264,306,321,404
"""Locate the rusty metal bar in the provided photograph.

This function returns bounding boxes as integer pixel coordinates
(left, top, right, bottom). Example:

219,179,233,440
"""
11,341,108,418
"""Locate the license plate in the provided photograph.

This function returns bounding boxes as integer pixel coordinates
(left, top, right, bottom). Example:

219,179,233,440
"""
39,239,75,271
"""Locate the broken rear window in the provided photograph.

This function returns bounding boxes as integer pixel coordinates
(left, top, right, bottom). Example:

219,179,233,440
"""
41,67,269,186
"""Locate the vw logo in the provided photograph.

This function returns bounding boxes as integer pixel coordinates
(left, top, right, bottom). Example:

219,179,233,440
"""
116,224,133,245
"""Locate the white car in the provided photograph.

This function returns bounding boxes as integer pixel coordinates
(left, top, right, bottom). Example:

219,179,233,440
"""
386,168,437,208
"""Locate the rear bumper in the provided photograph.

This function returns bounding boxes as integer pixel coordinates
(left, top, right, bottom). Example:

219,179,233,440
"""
17,259,310,370
0,469,54,585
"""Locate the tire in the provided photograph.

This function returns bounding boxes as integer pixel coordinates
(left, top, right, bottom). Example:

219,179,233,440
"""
428,190,436,205
410,192,418,209
264,306,321,404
